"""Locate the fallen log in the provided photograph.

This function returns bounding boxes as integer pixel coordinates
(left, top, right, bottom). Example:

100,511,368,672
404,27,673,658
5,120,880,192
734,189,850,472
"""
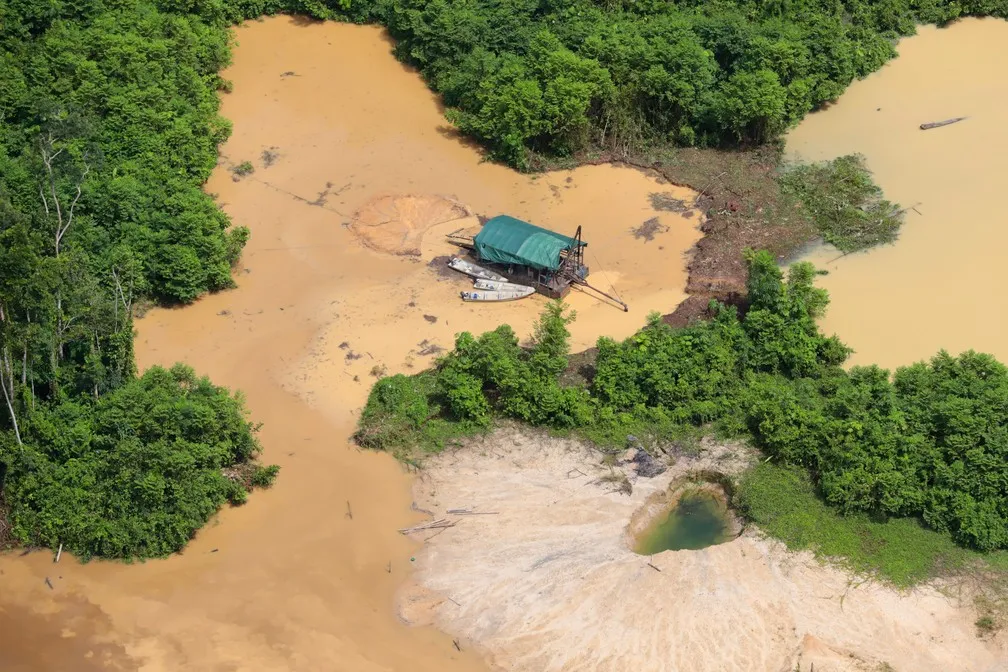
920,116,967,130
398,519,456,534
446,508,499,515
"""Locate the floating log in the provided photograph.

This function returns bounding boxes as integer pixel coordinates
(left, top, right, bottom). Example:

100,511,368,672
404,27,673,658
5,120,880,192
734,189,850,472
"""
920,116,967,130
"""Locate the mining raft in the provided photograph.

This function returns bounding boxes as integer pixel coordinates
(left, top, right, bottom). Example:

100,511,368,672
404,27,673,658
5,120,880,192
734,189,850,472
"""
447,214,627,310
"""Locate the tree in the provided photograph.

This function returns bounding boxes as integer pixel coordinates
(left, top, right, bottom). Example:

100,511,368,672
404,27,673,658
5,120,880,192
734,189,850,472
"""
715,69,788,143
529,300,576,380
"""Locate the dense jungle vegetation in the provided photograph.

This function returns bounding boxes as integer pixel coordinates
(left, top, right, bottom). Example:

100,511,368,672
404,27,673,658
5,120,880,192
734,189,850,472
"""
299,0,1004,167
0,0,276,559
1,0,1004,558
358,252,1008,554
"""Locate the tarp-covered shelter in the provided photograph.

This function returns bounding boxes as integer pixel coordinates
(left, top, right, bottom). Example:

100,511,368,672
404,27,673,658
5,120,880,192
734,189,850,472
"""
473,215,586,272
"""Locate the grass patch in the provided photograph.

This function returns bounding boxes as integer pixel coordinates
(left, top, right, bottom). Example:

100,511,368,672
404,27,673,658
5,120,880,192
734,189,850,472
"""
779,154,904,253
736,463,1008,588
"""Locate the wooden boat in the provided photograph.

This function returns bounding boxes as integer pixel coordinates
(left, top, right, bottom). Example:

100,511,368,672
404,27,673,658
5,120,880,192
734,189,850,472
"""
473,279,535,292
920,117,967,130
460,286,535,302
448,257,508,283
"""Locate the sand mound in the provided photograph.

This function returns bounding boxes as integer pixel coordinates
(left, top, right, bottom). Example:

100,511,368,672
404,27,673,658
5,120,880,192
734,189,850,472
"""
397,429,1005,672
349,194,473,256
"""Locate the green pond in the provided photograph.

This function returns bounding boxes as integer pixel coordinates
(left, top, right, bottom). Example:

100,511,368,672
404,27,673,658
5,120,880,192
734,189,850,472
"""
635,490,733,554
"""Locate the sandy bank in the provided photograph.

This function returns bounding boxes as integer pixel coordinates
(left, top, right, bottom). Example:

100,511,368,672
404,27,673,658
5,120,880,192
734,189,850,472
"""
399,428,1007,672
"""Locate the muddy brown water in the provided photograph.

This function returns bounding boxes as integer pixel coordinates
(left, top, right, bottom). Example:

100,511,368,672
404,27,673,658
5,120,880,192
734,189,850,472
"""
788,18,1008,369
0,17,700,671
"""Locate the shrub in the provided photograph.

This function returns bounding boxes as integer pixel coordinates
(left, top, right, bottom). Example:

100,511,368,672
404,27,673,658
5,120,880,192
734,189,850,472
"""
359,252,1008,552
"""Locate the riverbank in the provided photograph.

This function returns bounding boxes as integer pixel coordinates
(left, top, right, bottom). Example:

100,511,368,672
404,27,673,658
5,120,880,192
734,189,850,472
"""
548,145,819,327
398,427,1005,671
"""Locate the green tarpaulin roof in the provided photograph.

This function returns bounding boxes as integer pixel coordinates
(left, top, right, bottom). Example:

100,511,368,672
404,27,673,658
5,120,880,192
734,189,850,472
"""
473,215,585,272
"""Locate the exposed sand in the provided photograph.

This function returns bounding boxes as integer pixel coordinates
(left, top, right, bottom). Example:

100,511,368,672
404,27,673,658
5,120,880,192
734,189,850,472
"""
348,194,472,256
400,429,1008,672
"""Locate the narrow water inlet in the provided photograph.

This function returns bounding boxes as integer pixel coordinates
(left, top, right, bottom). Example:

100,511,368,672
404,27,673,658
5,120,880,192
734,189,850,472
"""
633,488,734,554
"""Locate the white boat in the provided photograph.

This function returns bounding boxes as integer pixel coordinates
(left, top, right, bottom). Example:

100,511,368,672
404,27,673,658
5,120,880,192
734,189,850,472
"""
460,286,535,302
448,257,508,283
473,279,535,292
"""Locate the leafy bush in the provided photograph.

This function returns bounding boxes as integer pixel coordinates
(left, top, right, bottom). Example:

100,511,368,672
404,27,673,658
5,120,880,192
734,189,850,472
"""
0,365,276,560
251,464,281,488
361,252,1008,552
232,161,255,177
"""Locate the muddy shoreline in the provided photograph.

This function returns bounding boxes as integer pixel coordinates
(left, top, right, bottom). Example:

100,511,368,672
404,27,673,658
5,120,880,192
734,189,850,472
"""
544,144,814,328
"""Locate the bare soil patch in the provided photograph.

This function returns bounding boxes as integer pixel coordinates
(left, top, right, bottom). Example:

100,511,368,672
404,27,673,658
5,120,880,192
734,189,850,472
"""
349,194,473,256
398,428,1005,672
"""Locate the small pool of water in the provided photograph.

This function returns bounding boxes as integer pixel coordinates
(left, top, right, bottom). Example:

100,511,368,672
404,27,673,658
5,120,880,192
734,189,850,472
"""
635,490,732,554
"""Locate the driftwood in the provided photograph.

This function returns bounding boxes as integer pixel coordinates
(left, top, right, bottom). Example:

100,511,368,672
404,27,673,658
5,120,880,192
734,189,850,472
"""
399,518,456,534
446,508,499,515
920,117,967,130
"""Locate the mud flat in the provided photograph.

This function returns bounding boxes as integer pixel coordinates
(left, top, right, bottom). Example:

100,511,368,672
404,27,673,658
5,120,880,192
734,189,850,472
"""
788,18,1008,369
0,17,700,672
399,429,1006,672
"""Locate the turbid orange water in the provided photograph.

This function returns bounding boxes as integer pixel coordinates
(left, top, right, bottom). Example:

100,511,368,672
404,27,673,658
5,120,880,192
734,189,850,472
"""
788,18,1008,369
0,17,700,670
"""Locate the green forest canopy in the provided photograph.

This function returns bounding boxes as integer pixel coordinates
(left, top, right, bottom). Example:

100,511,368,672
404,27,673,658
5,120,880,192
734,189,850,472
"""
0,0,272,559
1,0,1006,558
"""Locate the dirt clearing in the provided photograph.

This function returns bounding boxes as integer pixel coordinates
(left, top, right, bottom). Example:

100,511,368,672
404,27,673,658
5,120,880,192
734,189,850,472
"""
399,429,1007,672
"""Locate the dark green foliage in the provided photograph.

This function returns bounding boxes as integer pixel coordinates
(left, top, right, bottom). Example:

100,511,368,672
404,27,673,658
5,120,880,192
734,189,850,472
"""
364,0,1001,166
361,253,1008,553
435,302,592,428
0,0,281,559
0,365,276,560
780,154,905,252
355,371,479,456
1,2,245,303
250,464,281,488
